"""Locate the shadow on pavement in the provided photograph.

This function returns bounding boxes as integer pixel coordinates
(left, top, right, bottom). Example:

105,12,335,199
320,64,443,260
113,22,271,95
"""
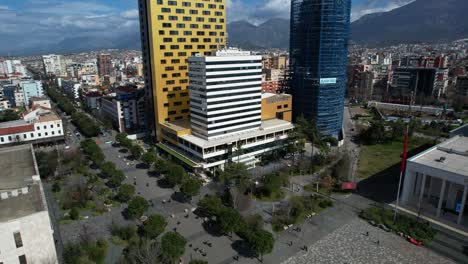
201,220,224,237
231,240,256,258
357,143,434,204
157,178,174,189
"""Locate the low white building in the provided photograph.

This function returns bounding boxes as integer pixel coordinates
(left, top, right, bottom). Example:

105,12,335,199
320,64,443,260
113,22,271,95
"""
401,134,468,229
29,97,51,109
0,145,58,264
0,106,64,146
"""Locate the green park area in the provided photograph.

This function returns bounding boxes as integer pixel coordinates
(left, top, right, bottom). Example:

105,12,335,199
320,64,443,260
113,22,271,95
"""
357,137,433,179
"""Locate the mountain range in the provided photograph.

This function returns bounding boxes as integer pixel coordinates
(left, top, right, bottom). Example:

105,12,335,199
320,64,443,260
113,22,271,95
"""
228,0,468,49
6,0,468,55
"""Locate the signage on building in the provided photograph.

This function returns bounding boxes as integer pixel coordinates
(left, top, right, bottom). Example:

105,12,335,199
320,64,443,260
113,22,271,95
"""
320,78,337,84
456,203,462,213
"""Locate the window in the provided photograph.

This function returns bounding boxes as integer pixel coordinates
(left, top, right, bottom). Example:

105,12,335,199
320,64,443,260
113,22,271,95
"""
18,255,27,264
30,133,34,138
14,232,23,248
161,8,171,13
50,124,54,128
43,125,46,129
38,133,41,137
8,136,12,141
23,134,27,139
0,137,3,142
57,123,61,127
36,126,40,130
52,131,55,135
45,132,48,136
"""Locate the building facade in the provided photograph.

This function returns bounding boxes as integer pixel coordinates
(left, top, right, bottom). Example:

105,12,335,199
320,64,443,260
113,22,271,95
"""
0,145,58,264
289,0,351,137
62,80,81,100
42,54,66,77
20,80,44,106
157,49,293,171
138,0,227,140
0,107,64,146
401,135,468,229
188,49,262,140
100,86,147,135
97,54,113,77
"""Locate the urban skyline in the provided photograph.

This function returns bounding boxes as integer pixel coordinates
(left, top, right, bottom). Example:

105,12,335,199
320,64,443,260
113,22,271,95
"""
1,0,468,263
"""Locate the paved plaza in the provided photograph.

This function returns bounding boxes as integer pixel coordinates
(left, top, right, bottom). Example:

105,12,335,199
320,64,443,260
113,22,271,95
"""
282,219,455,264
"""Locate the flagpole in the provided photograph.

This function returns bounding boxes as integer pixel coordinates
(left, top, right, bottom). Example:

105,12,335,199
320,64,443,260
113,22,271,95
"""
393,125,409,223
393,91,414,223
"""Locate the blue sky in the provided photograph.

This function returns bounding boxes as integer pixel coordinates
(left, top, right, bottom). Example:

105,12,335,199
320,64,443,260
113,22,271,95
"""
0,0,414,55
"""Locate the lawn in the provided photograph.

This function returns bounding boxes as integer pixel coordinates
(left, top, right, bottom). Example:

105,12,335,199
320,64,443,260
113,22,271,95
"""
357,137,432,179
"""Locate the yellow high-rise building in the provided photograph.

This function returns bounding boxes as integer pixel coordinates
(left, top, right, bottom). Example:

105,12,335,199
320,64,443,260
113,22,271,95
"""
138,0,226,140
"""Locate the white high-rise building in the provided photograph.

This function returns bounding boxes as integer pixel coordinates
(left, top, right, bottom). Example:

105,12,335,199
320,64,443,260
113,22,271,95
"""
42,54,66,77
188,49,262,140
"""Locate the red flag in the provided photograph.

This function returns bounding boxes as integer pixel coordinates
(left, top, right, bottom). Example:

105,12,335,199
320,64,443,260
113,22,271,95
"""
400,133,408,173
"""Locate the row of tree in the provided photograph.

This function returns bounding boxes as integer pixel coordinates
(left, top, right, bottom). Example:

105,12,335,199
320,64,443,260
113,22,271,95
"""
46,85,100,137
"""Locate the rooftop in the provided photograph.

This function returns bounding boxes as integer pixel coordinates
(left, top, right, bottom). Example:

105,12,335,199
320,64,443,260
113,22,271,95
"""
181,118,294,148
0,185,45,222
409,136,468,177
0,144,37,190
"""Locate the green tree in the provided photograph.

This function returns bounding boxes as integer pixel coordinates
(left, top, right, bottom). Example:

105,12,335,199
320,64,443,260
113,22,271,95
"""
117,184,136,202
107,170,126,188
130,144,143,160
179,177,202,200
35,151,59,179
165,163,187,187
218,208,243,235
153,158,169,175
70,207,80,220
141,151,157,167
197,195,223,218
127,196,149,219
142,214,167,239
248,229,275,261
218,163,250,190
361,121,386,144
161,232,187,262
101,161,117,177
0,109,20,122
116,133,129,145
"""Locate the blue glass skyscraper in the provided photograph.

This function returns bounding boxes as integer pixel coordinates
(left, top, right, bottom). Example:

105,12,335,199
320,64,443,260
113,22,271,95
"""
289,0,351,137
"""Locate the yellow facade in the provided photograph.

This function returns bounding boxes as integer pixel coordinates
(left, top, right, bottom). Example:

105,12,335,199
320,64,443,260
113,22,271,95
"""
141,0,226,141
261,94,292,122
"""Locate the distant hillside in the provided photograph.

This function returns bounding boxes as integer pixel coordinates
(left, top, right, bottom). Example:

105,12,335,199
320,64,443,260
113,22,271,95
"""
351,0,468,45
227,18,290,50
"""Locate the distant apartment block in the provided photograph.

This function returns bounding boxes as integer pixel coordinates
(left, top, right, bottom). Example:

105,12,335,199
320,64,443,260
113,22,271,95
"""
62,80,81,99
0,144,58,264
19,80,44,106
42,54,66,77
97,54,113,77
100,86,146,135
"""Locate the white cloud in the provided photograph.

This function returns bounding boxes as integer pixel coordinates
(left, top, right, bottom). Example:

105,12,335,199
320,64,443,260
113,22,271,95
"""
121,9,139,19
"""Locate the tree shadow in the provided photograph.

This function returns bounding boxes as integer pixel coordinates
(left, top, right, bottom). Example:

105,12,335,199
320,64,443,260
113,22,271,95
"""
112,143,120,148
136,163,148,170
231,240,256,258
147,170,160,178
157,178,174,189
201,220,224,237
171,192,189,204
119,149,128,154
